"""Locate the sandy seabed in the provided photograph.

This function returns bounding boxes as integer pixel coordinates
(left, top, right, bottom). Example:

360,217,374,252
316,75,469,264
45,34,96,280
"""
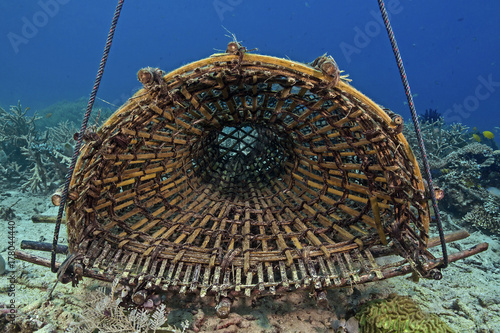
1,190,499,333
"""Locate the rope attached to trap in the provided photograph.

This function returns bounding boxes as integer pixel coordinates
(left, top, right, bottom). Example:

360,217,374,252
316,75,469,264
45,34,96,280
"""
51,0,126,274
377,0,448,268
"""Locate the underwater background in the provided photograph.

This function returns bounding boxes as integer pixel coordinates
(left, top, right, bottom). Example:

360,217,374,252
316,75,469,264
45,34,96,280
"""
1,1,500,332
1,0,499,132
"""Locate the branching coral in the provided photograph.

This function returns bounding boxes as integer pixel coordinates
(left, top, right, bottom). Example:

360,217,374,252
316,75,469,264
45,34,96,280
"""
44,120,77,177
0,161,22,183
0,101,40,145
0,102,76,192
48,120,77,147
0,102,40,168
403,118,469,169
68,280,187,333
355,294,454,333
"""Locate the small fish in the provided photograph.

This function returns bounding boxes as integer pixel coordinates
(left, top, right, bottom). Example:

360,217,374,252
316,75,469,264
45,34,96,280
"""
483,131,494,140
45,113,53,118
472,126,477,131
472,133,481,142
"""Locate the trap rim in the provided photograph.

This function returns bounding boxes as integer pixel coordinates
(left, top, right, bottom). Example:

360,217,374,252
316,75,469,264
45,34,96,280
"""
63,52,439,299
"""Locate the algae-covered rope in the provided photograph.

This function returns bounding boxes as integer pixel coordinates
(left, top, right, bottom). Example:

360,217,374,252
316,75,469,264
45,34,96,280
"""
51,0,126,273
377,0,448,268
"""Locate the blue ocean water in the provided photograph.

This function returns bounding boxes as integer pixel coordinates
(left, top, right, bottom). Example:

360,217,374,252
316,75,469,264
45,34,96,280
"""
1,0,499,132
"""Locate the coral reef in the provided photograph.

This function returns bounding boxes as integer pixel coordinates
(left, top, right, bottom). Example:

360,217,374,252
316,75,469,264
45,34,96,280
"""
331,317,359,333
428,143,500,216
403,118,469,169
0,98,116,193
0,102,76,193
419,108,442,124
67,280,187,332
404,116,500,220
0,101,40,168
462,195,500,235
355,294,454,333
0,161,22,186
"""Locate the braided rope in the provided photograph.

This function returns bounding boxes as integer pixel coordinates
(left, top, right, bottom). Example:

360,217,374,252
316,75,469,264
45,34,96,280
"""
377,0,448,268
51,0,126,272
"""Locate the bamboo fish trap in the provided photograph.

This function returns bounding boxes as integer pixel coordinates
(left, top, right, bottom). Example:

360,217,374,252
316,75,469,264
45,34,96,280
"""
15,48,488,314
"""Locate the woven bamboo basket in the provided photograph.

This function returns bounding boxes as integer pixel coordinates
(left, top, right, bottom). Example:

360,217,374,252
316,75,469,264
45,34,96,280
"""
63,50,435,305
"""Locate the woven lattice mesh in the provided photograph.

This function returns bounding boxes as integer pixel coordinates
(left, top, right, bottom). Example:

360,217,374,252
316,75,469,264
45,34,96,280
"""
66,53,429,298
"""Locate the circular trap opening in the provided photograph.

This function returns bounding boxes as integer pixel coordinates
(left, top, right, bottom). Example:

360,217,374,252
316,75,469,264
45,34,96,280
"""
192,123,295,195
